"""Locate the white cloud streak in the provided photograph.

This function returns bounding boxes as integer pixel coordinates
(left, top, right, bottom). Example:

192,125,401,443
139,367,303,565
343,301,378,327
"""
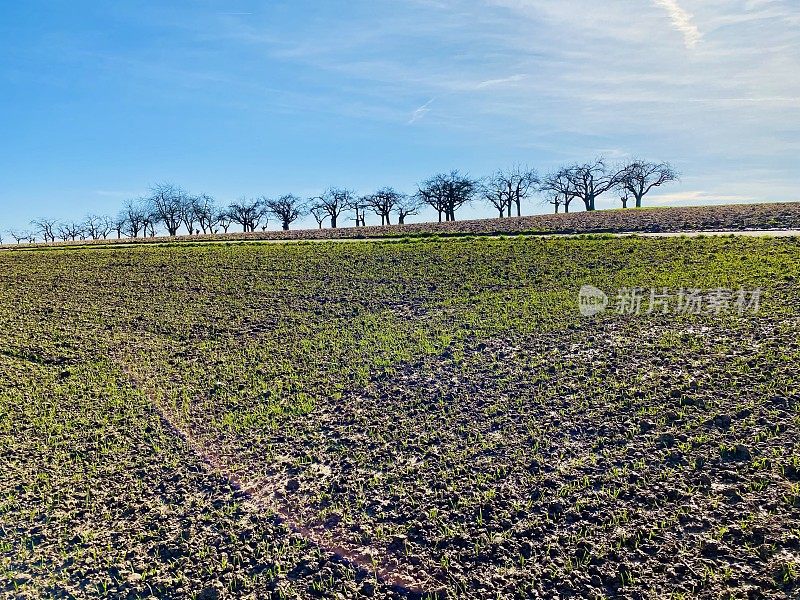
408,98,436,124
653,0,702,49
475,74,527,89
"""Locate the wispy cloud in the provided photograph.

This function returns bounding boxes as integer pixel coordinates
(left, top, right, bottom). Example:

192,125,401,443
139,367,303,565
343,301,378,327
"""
408,98,436,124
475,74,527,89
653,0,702,49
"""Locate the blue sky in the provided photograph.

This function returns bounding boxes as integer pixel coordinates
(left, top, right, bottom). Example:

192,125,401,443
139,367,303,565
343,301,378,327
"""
1,0,798,231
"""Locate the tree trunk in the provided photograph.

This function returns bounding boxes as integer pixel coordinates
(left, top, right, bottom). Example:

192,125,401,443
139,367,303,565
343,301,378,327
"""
398,215,405,225
516,200,521,217
282,222,289,231
635,193,643,208
330,215,337,228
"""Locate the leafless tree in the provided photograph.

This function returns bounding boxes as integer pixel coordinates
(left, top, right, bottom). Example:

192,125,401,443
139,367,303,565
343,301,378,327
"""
364,188,403,225
349,198,367,227
181,196,200,235
314,188,353,228
142,210,158,237
484,166,539,218
83,215,105,240
547,193,563,214
31,218,57,243
111,215,126,239
394,194,421,225
541,168,579,214
228,198,266,232
192,194,219,234
309,204,327,229
217,209,232,233
617,160,678,208
619,191,630,209
57,222,83,241
121,200,147,238
8,230,28,244
96,216,112,239
418,171,477,222
563,159,621,211
415,185,446,222
482,184,508,218
148,183,185,236
263,195,305,230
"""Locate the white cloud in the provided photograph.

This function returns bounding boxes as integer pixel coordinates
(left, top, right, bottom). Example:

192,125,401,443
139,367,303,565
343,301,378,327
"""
475,74,527,89
193,0,799,203
653,0,702,49
408,98,436,124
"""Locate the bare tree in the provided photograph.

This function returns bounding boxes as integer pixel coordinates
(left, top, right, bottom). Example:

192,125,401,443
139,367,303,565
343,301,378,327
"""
564,159,621,211
112,215,126,239
83,215,105,240
541,168,579,214
418,171,477,222
364,188,403,226
182,196,199,235
8,230,28,244
485,166,539,218
57,222,83,241
193,194,219,234
148,183,185,236
121,200,147,238
415,185,446,223
263,195,305,230
228,198,266,232
97,216,113,239
420,171,477,222
395,194,421,225
349,198,367,227
617,160,678,208
31,218,57,243
314,188,353,228
142,210,158,238
481,184,508,218
309,204,327,229
217,209,233,234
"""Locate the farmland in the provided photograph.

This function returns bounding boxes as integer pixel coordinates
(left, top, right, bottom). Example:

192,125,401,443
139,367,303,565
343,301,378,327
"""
1,235,799,599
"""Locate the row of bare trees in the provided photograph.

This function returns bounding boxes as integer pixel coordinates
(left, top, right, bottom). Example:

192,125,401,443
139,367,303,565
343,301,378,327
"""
3,158,676,243
540,158,677,214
